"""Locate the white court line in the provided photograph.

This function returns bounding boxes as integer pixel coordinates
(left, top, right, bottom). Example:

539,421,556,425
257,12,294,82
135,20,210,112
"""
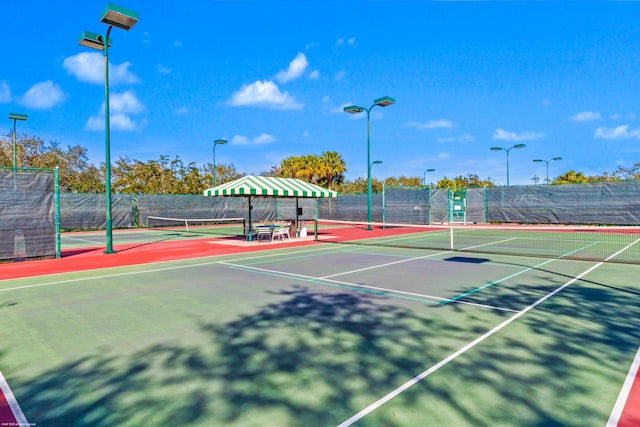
60,235,104,245
222,262,517,313
0,242,374,292
0,370,29,427
320,249,452,279
607,344,640,426
336,237,640,427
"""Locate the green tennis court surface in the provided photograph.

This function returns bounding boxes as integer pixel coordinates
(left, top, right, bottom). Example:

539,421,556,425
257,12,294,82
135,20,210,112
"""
1,234,639,426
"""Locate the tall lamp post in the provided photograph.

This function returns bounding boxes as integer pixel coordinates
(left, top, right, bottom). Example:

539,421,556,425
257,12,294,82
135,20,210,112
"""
371,160,383,224
490,143,526,186
344,96,395,230
8,113,28,171
533,157,562,184
423,168,436,186
79,3,139,254
212,139,227,187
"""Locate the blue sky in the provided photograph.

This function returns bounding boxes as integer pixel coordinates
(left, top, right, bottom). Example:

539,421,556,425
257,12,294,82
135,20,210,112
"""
2,1,640,186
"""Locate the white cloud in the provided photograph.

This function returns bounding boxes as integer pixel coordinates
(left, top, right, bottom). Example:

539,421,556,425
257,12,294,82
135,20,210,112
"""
275,52,308,83
336,37,356,47
610,112,636,120
231,133,276,145
569,111,601,122
63,52,139,85
108,90,145,114
437,134,475,143
157,64,172,74
20,81,66,109
227,80,303,110
334,71,345,82
308,70,320,80
493,128,544,141
173,107,198,116
173,40,183,48
0,80,10,103
253,133,276,144
406,119,454,130
85,90,145,131
594,125,640,140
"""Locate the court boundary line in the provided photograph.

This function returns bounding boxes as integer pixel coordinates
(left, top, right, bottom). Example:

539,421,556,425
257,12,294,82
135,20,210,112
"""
336,237,640,427
607,344,640,426
0,371,28,426
222,262,518,313
445,240,601,303
0,243,395,293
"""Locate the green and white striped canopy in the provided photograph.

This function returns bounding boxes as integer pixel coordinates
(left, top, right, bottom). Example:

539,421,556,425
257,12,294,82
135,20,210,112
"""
203,175,338,198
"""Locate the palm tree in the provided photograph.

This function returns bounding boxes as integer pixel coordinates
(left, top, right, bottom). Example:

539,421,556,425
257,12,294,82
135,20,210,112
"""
319,151,346,190
297,154,321,183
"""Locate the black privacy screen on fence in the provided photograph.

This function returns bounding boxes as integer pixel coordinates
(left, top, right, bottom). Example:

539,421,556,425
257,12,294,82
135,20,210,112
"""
49,181,640,235
0,169,57,261
485,182,640,224
317,182,640,226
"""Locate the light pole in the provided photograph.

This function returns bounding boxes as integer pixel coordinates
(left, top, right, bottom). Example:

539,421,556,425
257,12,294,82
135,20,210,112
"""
212,139,227,187
371,160,383,224
79,3,139,254
344,96,395,230
423,168,436,186
490,143,526,186
533,157,562,184
8,113,28,171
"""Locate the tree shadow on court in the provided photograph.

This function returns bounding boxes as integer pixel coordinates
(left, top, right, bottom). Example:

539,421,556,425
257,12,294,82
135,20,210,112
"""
12,285,470,426
435,270,640,426
9,276,640,426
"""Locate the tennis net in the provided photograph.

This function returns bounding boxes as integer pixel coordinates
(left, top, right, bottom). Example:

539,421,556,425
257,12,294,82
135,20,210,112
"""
314,219,640,264
147,216,246,236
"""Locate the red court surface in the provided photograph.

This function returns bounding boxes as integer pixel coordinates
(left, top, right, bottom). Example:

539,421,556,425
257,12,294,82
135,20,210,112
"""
0,236,318,280
0,225,416,280
618,363,640,427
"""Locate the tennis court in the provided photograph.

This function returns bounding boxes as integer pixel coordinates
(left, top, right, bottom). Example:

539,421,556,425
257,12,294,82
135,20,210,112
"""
1,222,639,426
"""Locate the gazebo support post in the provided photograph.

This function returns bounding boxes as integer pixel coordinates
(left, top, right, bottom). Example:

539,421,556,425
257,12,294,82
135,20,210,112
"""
247,196,253,241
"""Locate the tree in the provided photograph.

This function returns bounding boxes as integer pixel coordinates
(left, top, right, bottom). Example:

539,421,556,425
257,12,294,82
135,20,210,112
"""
384,176,422,187
318,151,346,190
436,174,494,190
553,170,589,184
296,154,321,183
613,163,640,181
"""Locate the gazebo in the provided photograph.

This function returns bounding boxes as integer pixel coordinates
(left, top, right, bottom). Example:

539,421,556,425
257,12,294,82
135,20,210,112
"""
203,175,338,240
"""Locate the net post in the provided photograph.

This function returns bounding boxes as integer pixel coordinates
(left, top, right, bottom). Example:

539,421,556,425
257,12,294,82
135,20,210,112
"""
314,219,318,242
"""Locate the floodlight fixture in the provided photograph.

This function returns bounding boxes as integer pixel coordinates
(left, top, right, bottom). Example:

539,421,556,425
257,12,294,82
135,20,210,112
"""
343,105,365,114
8,113,27,121
374,96,395,107
100,3,139,30
78,31,112,50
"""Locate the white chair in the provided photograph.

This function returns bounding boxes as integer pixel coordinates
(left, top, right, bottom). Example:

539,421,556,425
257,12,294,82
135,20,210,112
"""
256,226,273,241
273,225,290,240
